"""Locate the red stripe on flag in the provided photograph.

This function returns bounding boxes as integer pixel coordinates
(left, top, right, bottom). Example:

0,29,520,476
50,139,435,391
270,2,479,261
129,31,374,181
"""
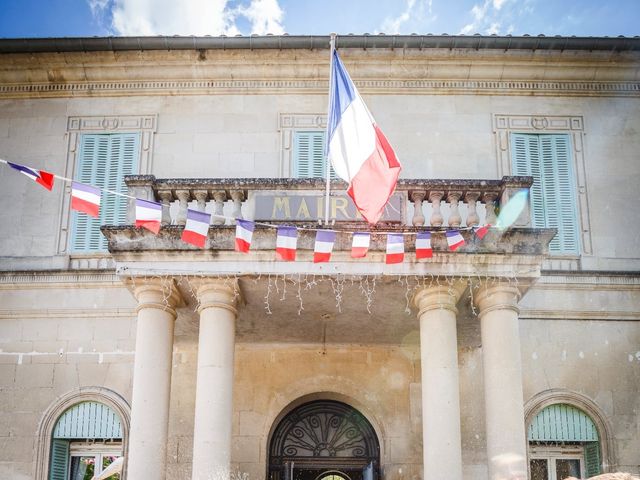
351,247,368,258
313,252,331,263
235,238,251,253
347,126,401,225
136,219,161,234
386,253,404,264
416,248,433,259
276,247,296,262
182,229,206,248
71,197,100,218
449,239,465,251
36,171,54,191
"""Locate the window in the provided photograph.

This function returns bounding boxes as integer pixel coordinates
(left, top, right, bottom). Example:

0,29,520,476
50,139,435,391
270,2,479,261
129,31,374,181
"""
511,133,580,255
528,403,601,480
292,130,336,179
49,401,124,480
70,133,139,252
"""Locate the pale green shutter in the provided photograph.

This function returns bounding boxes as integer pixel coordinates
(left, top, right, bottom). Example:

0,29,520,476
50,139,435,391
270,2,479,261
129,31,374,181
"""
293,131,336,179
584,442,601,476
71,133,139,252
528,404,599,442
511,133,579,254
53,401,123,440
49,439,69,480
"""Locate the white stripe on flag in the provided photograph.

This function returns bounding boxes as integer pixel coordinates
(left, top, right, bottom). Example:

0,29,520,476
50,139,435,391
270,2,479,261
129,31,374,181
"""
72,188,100,204
314,241,334,254
136,205,161,221
187,219,209,236
277,235,297,249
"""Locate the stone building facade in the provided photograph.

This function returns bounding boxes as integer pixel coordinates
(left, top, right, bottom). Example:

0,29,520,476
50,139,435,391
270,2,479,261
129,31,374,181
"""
0,35,638,480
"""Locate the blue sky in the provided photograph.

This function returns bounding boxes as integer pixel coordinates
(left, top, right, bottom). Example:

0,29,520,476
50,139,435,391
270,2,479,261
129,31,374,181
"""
0,0,638,38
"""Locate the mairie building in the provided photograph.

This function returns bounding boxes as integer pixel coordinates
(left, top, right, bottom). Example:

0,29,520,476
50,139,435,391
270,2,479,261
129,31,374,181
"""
0,34,639,480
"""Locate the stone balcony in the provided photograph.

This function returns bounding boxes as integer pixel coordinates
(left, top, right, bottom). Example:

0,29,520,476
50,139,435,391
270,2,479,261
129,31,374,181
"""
101,175,555,279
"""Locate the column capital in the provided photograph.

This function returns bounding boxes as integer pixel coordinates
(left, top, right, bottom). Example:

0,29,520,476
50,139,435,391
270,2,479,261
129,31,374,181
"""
474,282,521,319
128,278,184,317
192,279,239,316
413,281,466,317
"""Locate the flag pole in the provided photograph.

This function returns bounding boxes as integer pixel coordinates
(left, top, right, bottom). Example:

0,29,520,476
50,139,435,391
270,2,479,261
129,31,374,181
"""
324,33,337,225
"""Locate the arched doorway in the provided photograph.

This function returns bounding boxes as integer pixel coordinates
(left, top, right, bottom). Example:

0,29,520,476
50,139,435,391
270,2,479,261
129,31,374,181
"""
268,400,380,480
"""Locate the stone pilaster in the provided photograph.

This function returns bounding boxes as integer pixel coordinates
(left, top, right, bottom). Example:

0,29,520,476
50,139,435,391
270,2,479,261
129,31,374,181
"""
127,279,183,480
191,280,239,480
475,283,527,480
414,282,466,480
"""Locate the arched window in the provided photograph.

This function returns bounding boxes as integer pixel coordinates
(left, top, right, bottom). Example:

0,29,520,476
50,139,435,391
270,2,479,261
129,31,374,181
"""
50,401,123,480
35,388,130,480
527,403,603,480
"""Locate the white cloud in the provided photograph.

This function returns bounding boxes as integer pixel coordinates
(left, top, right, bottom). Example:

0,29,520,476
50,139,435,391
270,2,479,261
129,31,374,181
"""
87,0,285,36
492,0,509,11
236,0,285,35
379,0,436,34
485,22,500,34
458,0,517,35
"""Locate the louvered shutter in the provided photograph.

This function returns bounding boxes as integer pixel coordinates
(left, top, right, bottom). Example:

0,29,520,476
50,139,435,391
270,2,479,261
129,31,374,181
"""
71,133,140,252
511,133,579,254
292,131,336,179
53,401,123,440
48,439,69,480
584,442,601,476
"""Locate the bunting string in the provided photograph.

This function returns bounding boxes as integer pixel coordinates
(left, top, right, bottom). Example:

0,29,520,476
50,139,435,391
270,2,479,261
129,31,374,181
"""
0,157,499,261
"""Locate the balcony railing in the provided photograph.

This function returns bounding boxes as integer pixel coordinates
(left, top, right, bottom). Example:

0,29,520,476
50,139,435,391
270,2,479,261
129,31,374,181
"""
124,175,533,229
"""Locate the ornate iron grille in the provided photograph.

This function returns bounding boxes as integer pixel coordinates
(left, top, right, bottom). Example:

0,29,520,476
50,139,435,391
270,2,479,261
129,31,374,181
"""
269,400,379,479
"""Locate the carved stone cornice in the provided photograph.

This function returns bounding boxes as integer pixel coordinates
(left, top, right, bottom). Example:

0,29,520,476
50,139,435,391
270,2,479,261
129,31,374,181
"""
1,79,638,99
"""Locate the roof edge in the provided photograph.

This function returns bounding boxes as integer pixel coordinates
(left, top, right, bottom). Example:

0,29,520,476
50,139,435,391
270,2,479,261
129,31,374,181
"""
1,34,639,54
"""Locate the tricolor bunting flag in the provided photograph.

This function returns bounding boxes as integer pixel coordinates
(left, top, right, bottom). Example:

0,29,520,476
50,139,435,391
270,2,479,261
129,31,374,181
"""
386,233,405,264
276,226,297,261
8,162,54,191
235,219,255,253
71,181,101,218
474,224,491,239
351,232,370,258
326,50,402,225
446,230,465,251
135,199,163,234
415,232,433,259
313,230,336,263
181,209,211,248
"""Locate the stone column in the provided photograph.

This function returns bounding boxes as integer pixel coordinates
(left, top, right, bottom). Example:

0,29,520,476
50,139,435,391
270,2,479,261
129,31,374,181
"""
191,281,238,480
414,282,465,480
475,283,527,480
127,279,183,480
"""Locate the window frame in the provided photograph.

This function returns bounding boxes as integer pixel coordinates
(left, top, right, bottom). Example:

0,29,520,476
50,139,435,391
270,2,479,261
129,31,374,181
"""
493,114,592,266
68,442,123,480
57,115,156,267
35,387,131,480
529,444,585,480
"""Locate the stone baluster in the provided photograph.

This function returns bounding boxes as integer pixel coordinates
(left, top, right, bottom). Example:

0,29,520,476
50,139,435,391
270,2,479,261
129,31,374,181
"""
447,192,462,227
411,191,426,226
465,192,481,227
429,191,444,227
158,191,173,226
483,192,498,225
194,190,208,214
230,190,244,223
212,191,226,225
175,190,191,226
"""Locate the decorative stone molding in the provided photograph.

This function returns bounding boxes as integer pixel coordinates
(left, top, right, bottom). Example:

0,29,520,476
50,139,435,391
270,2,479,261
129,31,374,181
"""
0,270,119,288
34,387,131,480
493,114,593,257
474,283,522,319
524,389,616,473
193,279,240,316
279,113,327,177
413,281,467,317
1,79,639,99
56,114,157,258
130,278,184,317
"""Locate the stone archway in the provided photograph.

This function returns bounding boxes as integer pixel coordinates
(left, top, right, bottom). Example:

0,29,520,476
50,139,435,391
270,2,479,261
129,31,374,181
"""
268,400,380,480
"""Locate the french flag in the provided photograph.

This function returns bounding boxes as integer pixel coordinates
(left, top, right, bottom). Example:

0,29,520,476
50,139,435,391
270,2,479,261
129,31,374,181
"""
8,162,54,191
135,198,162,234
474,224,491,239
71,181,101,218
446,230,465,251
276,226,297,261
182,209,211,248
235,219,255,253
351,232,370,258
386,233,405,264
326,50,402,225
415,232,433,259
314,230,336,263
